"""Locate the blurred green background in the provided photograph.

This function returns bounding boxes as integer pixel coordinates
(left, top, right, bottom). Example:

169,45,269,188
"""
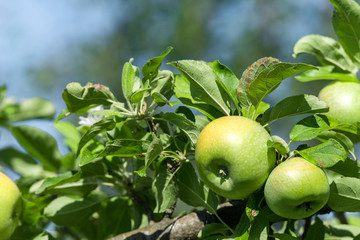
1,0,337,155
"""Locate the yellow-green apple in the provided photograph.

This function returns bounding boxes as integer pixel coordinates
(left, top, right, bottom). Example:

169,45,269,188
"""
195,116,276,199
264,157,329,219
0,172,22,240
318,81,360,124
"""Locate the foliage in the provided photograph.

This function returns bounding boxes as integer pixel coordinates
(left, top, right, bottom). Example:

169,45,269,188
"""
1,0,360,239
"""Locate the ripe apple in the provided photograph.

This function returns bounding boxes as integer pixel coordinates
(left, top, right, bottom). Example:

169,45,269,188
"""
195,116,276,199
264,157,329,219
318,81,360,124
0,172,22,240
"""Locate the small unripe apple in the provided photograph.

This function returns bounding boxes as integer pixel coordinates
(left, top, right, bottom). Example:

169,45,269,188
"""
318,81,360,124
195,116,276,199
264,157,329,219
0,172,22,240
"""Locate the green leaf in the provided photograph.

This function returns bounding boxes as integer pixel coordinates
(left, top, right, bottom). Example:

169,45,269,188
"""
290,115,328,141
262,94,328,125
176,162,219,214
145,136,163,168
208,60,240,107
152,165,178,213
248,211,269,240
77,117,116,155
242,101,270,120
295,66,358,82
175,106,196,122
247,62,316,108
305,217,325,240
142,46,173,80
234,211,251,239
21,198,43,226
331,0,360,65
328,176,360,212
295,139,347,168
151,92,179,107
237,57,280,109
44,179,98,196
150,70,174,95
62,82,117,114
96,196,133,239
3,97,55,122
10,125,61,171
100,139,151,157
170,60,230,115
34,171,81,194
293,34,358,73
108,119,147,141
78,139,105,166
271,233,299,240
173,74,224,120
0,147,44,177
0,85,6,106
80,160,108,178
11,226,55,240
122,58,141,101
290,114,360,142
267,135,290,156
163,112,200,145
195,115,211,132
197,223,229,239
130,87,151,103
317,131,354,155
43,195,101,226
54,122,81,153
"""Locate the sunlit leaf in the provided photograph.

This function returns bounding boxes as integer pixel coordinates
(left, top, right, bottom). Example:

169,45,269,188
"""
62,82,117,114
331,0,360,65
142,46,173,80
247,62,315,109
261,94,328,125
295,66,358,82
173,74,224,120
295,139,347,168
237,57,280,109
208,60,240,107
122,58,141,101
170,60,230,115
293,34,358,72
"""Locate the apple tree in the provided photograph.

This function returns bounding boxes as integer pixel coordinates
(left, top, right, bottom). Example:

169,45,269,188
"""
1,0,360,239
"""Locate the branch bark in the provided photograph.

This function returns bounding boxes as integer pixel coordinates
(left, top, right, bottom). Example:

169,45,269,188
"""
109,200,246,240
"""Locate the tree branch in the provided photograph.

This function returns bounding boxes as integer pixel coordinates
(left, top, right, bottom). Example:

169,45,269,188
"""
109,200,246,240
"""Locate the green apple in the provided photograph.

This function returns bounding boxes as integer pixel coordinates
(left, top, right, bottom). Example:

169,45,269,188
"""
318,81,360,124
264,157,329,219
0,172,22,240
195,116,276,199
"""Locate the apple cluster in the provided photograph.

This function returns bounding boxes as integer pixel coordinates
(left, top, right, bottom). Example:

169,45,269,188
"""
195,116,331,219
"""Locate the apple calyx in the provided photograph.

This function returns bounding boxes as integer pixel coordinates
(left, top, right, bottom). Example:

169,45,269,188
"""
218,166,230,184
296,202,312,212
